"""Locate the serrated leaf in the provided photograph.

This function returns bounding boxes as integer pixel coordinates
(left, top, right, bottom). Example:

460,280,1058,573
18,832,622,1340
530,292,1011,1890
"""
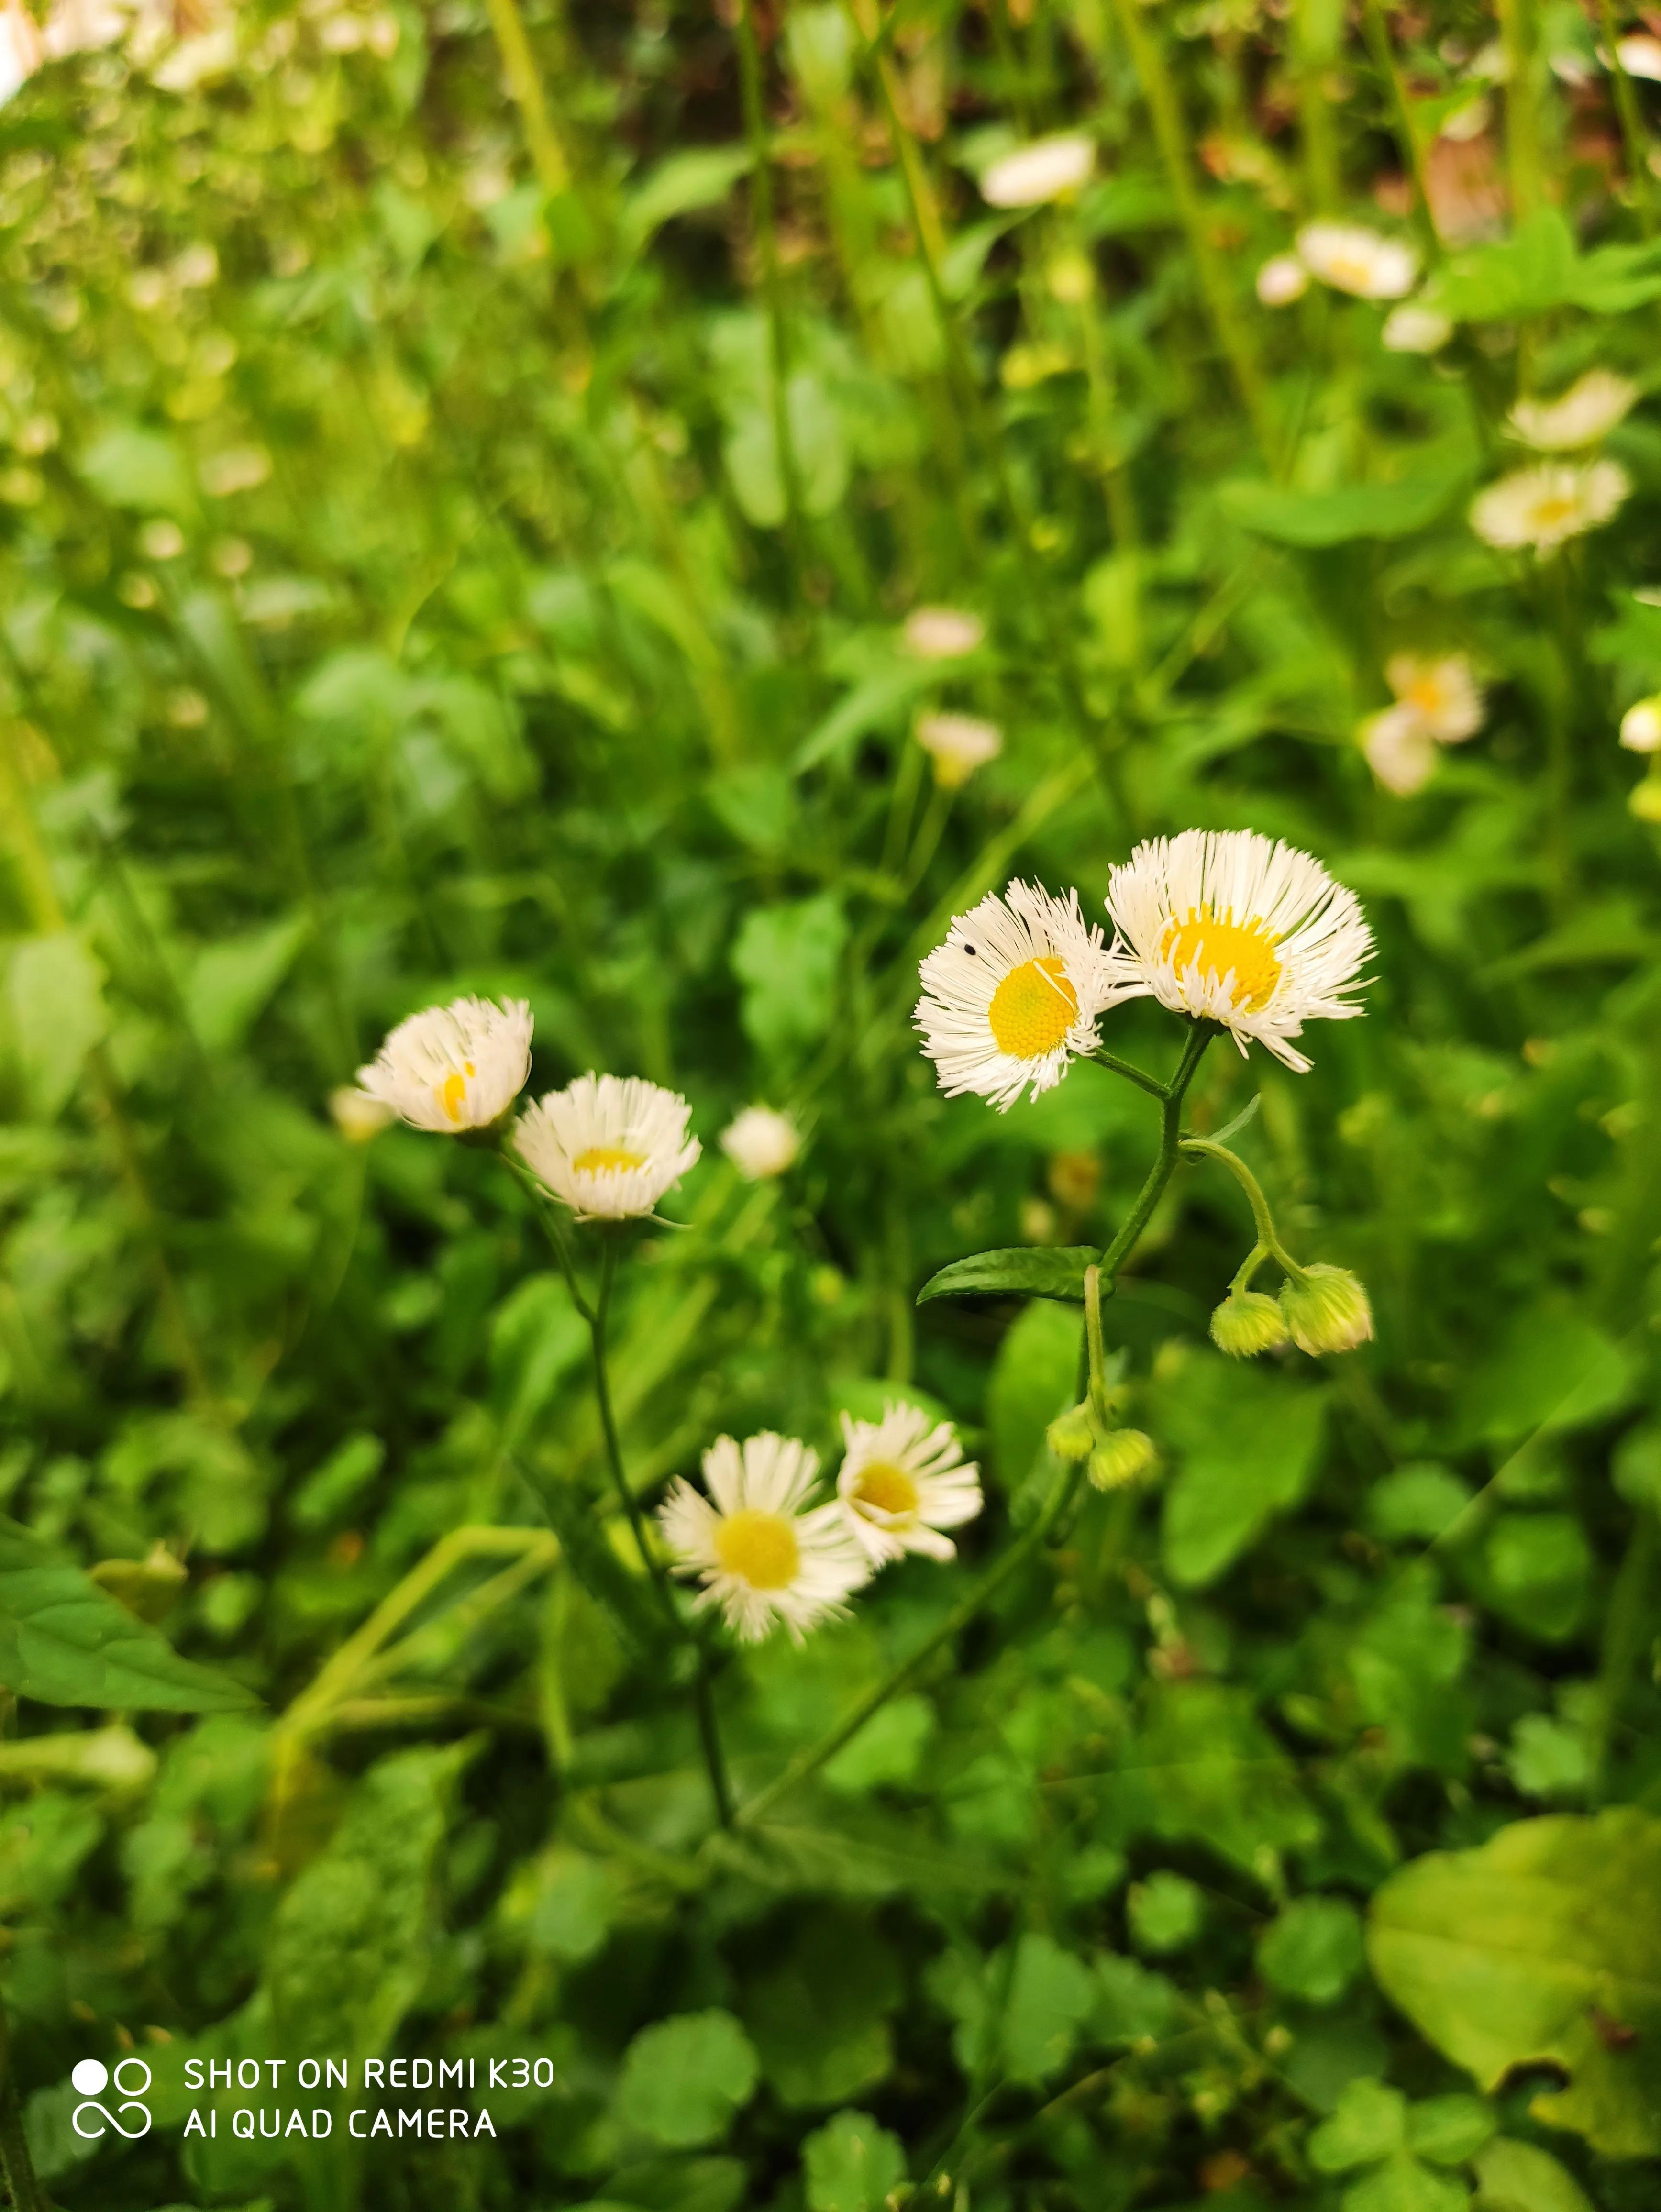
0,1516,255,1712
1473,2138,1594,2212
917,1246,1098,1304
614,2012,759,2147
802,2109,906,2212
1368,1808,1661,2156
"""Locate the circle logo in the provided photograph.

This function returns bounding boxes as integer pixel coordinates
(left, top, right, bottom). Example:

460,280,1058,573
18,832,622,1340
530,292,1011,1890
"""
70,2060,107,2097
69,2056,152,2142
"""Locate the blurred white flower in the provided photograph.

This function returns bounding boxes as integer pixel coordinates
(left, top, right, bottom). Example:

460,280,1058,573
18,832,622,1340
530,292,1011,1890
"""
151,22,236,90
903,605,985,659
836,1402,982,1565
0,4,42,104
658,1433,872,1644
1256,254,1309,306
173,243,219,290
1106,831,1373,1073
1470,460,1629,552
1296,222,1417,299
357,995,532,1134
1620,697,1661,752
1360,702,1438,795
329,1085,395,1142
1616,32,1661,80
917,879,1132,1110
1385,652,1485,742
1382,304,1453,354
1508,369,1637,451
719,1105,800,1181
200,446,273,497
138,518,186,561
516,1072,700,1219
913,710,1002,789
980,133,1095,209
43,0,129,59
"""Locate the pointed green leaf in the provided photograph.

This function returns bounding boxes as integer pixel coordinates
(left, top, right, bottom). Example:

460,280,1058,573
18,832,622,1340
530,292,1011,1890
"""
917,1247,1098,1304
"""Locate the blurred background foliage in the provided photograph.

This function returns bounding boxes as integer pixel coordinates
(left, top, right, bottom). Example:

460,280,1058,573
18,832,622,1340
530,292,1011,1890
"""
2,0,1661,2206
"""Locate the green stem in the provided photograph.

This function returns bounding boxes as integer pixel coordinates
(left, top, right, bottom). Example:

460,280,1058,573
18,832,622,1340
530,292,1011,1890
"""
1096,1024,1214,1286
693,1648,736,1828
1107,0,1278,467
1361,0,1438,256
591,1238,678,1629
481,0,571,199
733,0,807,570
1590,1504,1656,1799
0,1992,44,2212
735,1456,1085,1828
1496,0,1541,218
1599,0,1656,233
1180,1134,1307,1279
1089,1047,1167,1100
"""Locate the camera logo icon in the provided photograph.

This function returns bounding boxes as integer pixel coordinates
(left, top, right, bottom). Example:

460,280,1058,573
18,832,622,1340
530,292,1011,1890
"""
70,2057,153,2141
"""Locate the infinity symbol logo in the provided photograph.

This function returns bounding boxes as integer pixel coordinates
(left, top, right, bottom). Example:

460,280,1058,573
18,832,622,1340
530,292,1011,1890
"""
69,2058,152,2141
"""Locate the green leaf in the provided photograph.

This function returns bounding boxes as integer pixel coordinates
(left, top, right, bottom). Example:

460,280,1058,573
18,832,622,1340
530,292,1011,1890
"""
1342,2153,1471,2212
1367,1808,1661,2156
1093,1951,1178,2044
822,1692,936,1794
0,1515,256,1712
185,914,309,1054
1424,207,1581,321
525,1849,618,1963
1472,2139,1594,2212
1000,1931,1096,2081
266,1744,466,2054
1309,2078,1409,2173
1480,1513,1592,1642
1408,2094,1495,2166
620,144,753,253
742,1908,899,2110
7,932,106,1119
1107,1680,1320,1876
802,2110,906,2212
1155,1351,1326,1587
731,894,848,1062
1127,1870,1204,1955
986,1299,1082,1489
1456,1300,1634,1447
917,1246,1098,1304
78,421,195,514
615,2012,760,2146
1365,1463,1473,1544
1259,1895,1365,2005
1218,474,1461,546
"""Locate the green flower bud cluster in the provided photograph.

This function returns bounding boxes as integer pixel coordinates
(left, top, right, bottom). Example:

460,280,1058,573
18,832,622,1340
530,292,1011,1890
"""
1046,1400,1157,1491
1211,1263,1373,1360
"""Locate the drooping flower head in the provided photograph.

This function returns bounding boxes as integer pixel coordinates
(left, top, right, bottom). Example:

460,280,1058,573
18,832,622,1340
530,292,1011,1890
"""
1105,831,1373,1073
1384,652,1485,743
658,1433,872,1643
914,710,1003,789
917,879,1132,1110
836,1403,983,1565
1256,254,1309,307
1508,369,1637,453
1381,304,1453,354
1470,461,1628,554
720,1104,801,1182
903,606,985,660
516,1073,700,1220
1359,704,1438,796
1295,222,1417,299
355,995,532,1134
980,133,1095,209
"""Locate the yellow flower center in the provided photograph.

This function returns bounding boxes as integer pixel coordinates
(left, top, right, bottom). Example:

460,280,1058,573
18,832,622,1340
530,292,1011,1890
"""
714,1508,800,1591
1161,907,1283,1013
851,1462,919,1519
438,1061,477,1123
573,1145,646,1174
1404,676,1446,717
1330,254,1372,289
987,956,1078,1059
1530,494,1577,530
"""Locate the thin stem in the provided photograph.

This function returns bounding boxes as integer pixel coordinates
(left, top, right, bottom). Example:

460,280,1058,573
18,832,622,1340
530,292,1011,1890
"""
734,0,807,570
1108,0,1278,468
1084,1264,1108,1424
0,1992,45,2212
1096,1024,1214,1286
1599,0,1656,233
1089,1047,1167,1101
1496,0,1541,219
1361,0,1438,256
693,1649,736,1828
736,1457,1085,1828
1180,1135,1306,1278
1590,1504,1656,1799
481,0,571,199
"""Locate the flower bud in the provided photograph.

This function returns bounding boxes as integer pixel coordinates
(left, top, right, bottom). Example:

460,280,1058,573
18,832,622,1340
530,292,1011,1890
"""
1280,1263,1373,1356
1088,1428,1156,1490
1631,773,1661,825
1209,1290,1288,1358
1046,1403,1097,1463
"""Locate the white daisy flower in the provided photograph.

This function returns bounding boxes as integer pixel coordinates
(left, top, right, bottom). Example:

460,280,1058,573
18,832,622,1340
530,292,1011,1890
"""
1256,254,1309,307
0,2,41,102
1469,460,1629,553
658,1432,872,1644
1105,831,1373,1074
355,995,532,1134
1381,304,1453,354
980,133,1095,209
720,1104,801,1181
1359,702,1438,796
1620,697,1661,753
1295,222,1417,299
1616,32,1661,80
914,710,1003,789
515,1072,700,1220
1508,369,1638,452
904,606,985,659
836,1402,983,1566
916,879,1131,1111
1384,652,1485,742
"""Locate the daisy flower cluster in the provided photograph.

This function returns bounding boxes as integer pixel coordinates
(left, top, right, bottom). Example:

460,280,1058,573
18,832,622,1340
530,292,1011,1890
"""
1358,652,1487,796
657,1405,983,1644
1470,368,1636,556
917,830,1372,1093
